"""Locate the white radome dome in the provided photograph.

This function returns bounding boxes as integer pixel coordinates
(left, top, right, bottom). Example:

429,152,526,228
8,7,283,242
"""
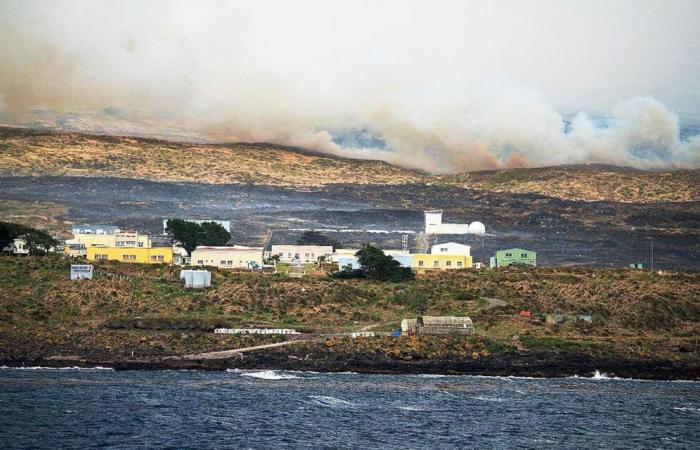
468,221,486,235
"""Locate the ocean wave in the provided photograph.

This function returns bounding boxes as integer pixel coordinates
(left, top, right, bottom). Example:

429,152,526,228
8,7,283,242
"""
309,395,356,408
472,395,506,402
673,406,700,412
238,370,299,380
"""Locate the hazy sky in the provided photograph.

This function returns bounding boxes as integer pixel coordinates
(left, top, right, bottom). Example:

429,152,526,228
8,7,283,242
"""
1,0,699,171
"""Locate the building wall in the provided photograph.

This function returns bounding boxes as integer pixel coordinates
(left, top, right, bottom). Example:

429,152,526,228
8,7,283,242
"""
494,248,537,267
412,254,472,270
86,247,173,264
271,245,334,263
191,247,263,269
430,242,471,257
67,232,151,248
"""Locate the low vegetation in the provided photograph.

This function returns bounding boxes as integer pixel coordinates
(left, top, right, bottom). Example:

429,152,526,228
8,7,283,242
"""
0,256,698,363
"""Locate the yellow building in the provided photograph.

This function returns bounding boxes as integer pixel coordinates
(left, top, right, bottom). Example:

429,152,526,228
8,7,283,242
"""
412,254,472,270
86,246,173,264
66,230,151,250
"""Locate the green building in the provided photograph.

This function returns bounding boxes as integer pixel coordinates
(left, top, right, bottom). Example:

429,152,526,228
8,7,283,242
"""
490,248,537,267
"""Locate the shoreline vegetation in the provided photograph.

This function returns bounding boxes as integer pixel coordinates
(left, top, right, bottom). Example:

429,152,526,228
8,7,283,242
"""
1,256,698,380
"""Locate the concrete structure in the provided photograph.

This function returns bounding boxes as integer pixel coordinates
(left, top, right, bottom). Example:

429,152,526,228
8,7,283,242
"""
172,245,190,266
338,256,361,270
332,248,361,263
214,328,299,335
191,246,263,269
629,263,645,270
401,318,418,334
66,229,151,250
70,264,93,280
163,218,231,235
412,254,472,270
431,242,471,257
64,244,86,258
86,246,173,264
71,225,120,235
271,245,333,263
180,269,211,288
424,211,486,235
416,316,474,335
490,248,537,267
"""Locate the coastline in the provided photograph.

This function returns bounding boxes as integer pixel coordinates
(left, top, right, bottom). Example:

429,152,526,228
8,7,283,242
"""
3,350,698,381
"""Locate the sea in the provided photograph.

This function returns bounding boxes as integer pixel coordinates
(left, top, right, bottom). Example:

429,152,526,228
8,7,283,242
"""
0,368,698,449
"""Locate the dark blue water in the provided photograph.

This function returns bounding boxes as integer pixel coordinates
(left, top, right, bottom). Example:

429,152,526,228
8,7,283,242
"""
1,368,698,449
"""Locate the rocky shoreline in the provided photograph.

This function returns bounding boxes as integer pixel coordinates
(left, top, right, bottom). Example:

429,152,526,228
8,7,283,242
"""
3,350,698,381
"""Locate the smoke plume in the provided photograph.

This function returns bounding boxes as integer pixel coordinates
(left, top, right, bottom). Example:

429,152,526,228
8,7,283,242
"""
1,0,699,172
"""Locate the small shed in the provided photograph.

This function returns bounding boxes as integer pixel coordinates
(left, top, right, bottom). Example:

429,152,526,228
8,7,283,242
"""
180,269,211,288
417,316,474,335
70,264,93,280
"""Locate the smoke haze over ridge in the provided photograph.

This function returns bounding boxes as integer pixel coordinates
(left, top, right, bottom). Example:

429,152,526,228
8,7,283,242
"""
1,0,699,172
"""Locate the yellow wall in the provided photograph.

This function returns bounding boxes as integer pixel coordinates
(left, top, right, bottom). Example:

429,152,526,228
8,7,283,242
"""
412,254,472,270
87,247,173,264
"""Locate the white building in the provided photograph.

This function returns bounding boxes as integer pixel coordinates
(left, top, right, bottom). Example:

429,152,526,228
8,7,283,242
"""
424,210,485,235
191,246,263,269
271,245,334,263
431,242,471,257
71,225,120,235
162,219,231,235
2,238,29,256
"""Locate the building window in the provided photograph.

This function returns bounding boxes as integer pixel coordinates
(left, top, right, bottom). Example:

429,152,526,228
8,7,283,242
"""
138,242,144,247
151,255,164,261
305,253,309,258
457,261,463,267
95,254,108,260
197,260,204,265
123,254,136,261
521,253,528,258
418,260,424,267
505,253,512,257
446,260,451,267
294,253,300,259
433,261,440,268
220,260,226,266
288,253,292,258
227,260,233,265
440,248,447,252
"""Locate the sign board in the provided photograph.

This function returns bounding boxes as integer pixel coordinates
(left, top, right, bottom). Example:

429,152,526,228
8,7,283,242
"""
71,264,94,280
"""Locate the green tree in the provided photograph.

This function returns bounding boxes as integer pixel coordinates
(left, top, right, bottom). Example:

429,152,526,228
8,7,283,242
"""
333,244,415,282
0,221,58,255
166,219,231,254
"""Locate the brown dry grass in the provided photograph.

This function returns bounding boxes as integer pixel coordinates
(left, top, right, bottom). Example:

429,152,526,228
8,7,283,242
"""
1,128,698,203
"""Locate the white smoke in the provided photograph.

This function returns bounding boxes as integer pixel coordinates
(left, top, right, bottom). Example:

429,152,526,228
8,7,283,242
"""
0,0,699,172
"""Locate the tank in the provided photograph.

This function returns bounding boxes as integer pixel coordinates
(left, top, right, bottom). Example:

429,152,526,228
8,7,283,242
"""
468,221,486,235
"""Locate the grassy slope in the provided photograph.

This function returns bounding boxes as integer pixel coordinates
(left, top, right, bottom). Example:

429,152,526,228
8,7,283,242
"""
1,256,698,362
1,128,698,203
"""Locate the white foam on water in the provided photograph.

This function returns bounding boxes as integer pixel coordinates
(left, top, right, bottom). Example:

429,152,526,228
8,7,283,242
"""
239,370,299,380
472,395,506,402
309,395,356,408
397,405,426,411
673,406,700,412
